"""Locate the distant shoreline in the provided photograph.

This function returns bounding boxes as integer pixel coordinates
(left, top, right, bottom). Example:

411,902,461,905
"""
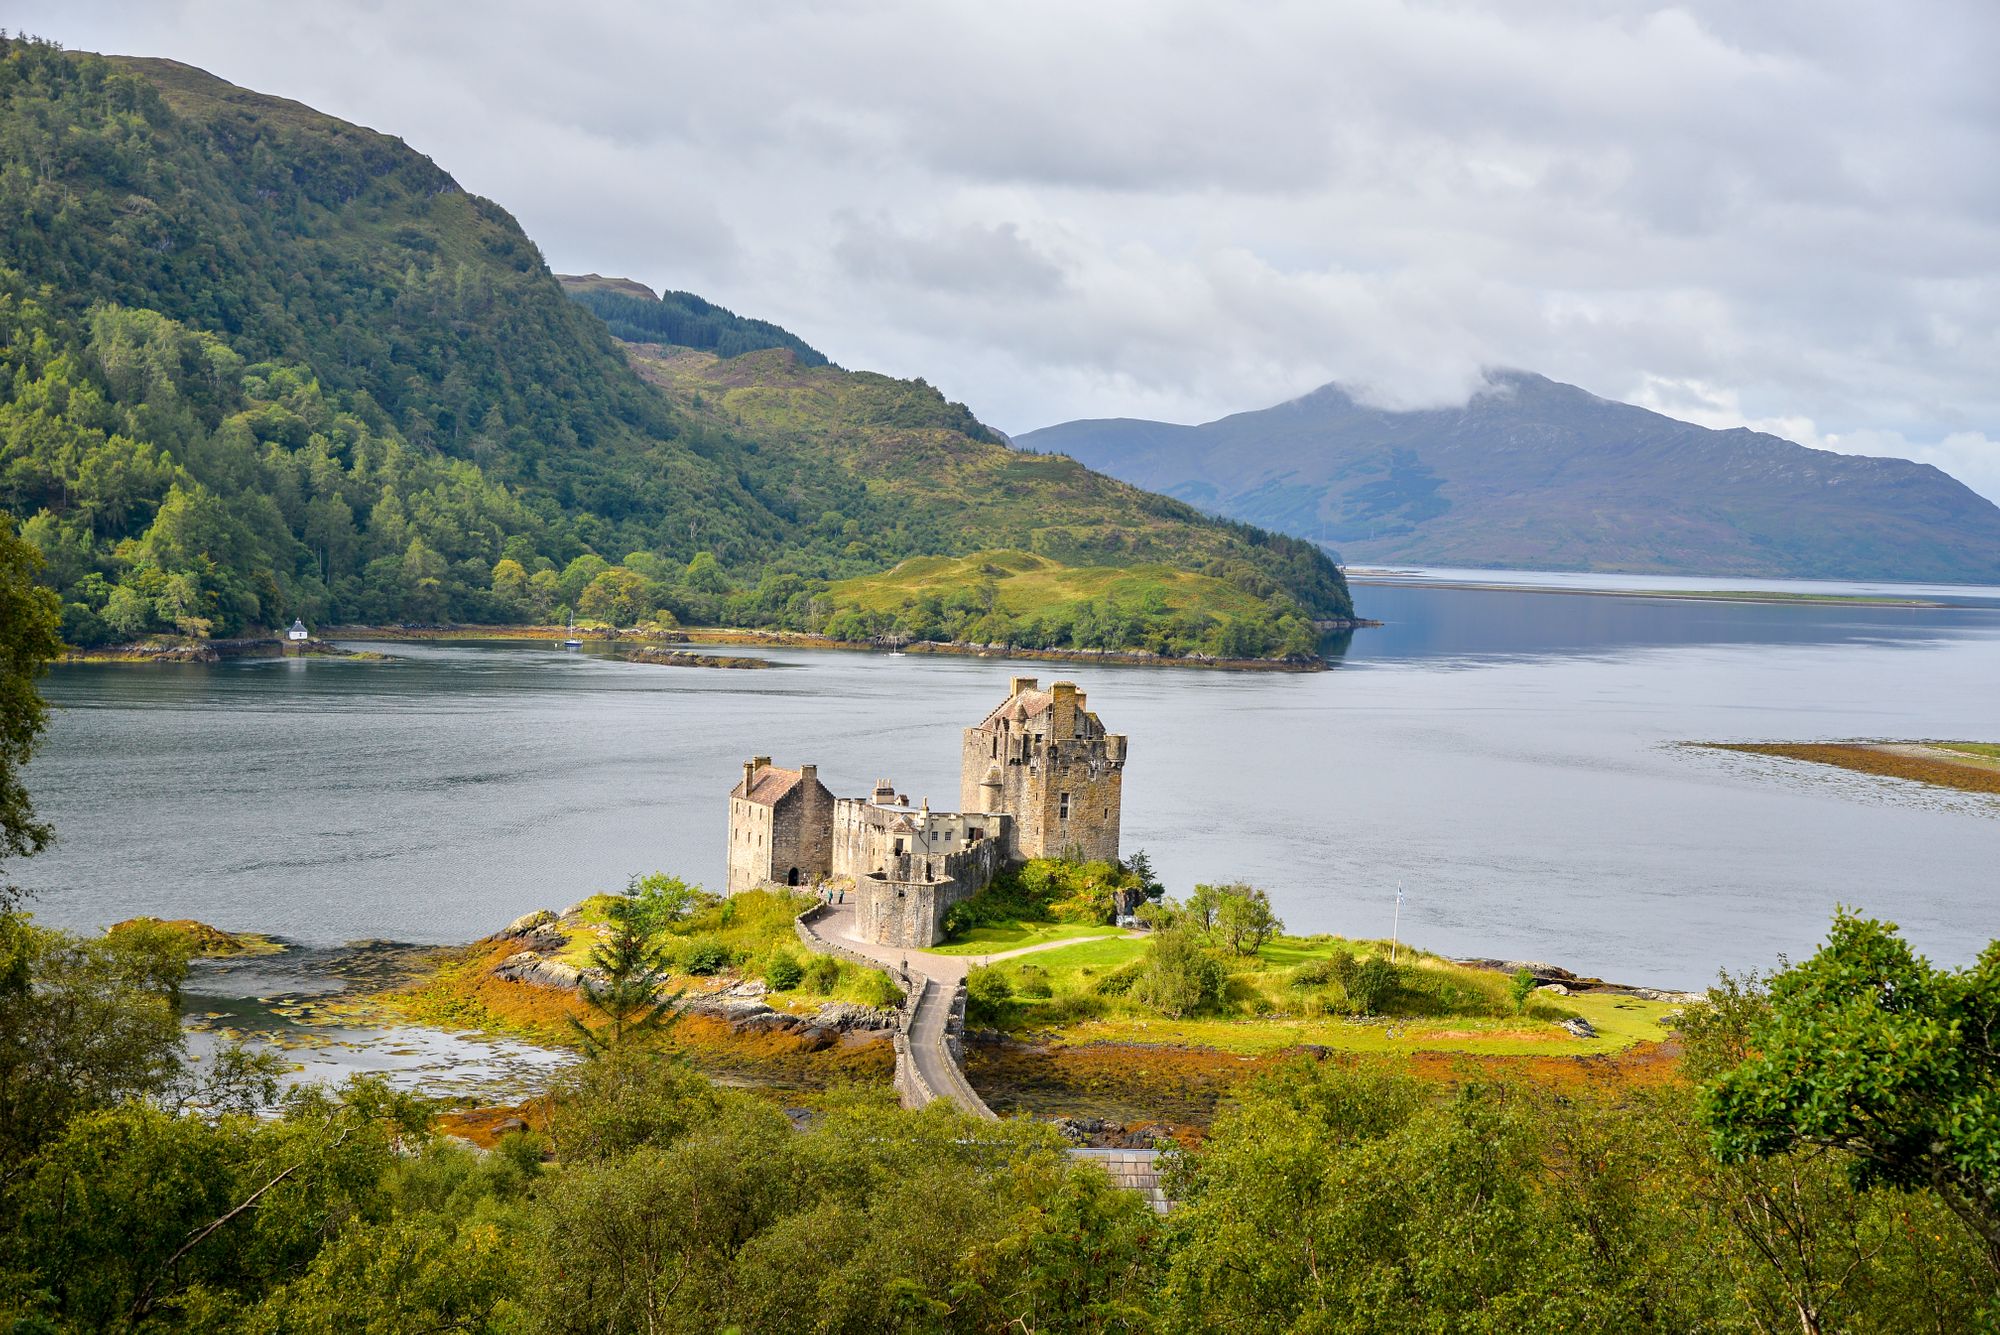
1345,570,1950,608
314,624,1341,672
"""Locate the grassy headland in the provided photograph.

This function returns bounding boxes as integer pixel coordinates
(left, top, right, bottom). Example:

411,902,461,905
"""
1704,740,2000,795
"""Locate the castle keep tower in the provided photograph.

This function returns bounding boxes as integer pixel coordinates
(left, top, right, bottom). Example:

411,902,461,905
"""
960,678,1126,863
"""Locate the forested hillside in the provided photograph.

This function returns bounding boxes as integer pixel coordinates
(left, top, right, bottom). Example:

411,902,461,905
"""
0,38,1347,655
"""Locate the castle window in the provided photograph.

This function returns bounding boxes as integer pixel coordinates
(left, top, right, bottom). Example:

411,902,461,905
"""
1059,792,1071,819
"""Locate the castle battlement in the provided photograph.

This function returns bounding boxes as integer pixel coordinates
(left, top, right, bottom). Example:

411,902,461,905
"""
723,677,1127,947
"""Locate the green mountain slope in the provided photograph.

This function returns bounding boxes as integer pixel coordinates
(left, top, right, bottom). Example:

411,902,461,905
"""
0,38,1348,657
1020,371,2000,582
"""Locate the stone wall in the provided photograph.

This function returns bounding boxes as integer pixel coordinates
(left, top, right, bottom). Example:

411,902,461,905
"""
724,792,774,894
850,837,1005,949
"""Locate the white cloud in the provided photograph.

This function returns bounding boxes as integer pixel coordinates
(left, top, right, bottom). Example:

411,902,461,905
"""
21,0,2000,502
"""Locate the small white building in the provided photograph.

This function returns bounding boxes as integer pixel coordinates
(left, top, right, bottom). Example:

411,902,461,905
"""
287,619,309,642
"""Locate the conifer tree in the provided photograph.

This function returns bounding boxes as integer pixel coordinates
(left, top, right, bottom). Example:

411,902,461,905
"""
569,896,680,1058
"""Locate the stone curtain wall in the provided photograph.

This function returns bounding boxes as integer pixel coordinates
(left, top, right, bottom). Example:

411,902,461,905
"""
852,837,1007,949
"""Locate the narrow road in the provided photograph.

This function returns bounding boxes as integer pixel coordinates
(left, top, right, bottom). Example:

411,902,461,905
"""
905,974,988,1114
806,904,1138,1118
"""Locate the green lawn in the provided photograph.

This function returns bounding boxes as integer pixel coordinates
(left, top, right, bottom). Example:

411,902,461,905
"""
1936,742,2000,761
991,935,1150,973
971,931,1682,1058
928,923,1129,956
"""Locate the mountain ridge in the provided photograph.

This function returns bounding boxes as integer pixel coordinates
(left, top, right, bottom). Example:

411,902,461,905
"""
1020,369,2000,582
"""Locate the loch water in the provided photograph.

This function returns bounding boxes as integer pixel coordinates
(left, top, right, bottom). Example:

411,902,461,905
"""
23,573,2000,991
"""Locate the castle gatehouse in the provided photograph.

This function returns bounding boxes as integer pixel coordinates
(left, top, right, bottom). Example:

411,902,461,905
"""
724,677,1128,947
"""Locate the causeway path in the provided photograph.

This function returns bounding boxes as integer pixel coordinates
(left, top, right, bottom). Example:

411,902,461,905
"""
809,904,1137,1116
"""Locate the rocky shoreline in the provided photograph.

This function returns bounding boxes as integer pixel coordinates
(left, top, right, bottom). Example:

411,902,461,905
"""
479,908,899,1051
62,635,381,664
619,646,774,670
310,623,1344,671
1448,957,1703,1005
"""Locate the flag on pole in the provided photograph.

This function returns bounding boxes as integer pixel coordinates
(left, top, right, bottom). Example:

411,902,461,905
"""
1391,880,1402,964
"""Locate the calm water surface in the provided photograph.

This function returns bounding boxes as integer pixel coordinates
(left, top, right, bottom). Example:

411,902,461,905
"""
24,578,2000,990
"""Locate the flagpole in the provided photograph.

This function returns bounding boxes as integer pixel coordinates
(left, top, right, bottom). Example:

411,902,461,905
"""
1391,881,1401,964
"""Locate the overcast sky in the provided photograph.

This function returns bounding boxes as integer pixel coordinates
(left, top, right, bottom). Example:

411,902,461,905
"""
24,1,2000,501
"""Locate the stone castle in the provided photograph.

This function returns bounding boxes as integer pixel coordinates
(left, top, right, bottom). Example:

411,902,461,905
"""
725,677,1128,947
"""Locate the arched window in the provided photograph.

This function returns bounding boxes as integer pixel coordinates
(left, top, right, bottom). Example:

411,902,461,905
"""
787,867,801,886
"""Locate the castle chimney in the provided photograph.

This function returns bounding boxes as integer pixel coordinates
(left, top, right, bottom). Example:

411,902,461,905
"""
873,778,896,804
753,755,772,770
742,760,756,796
1052,681,1078,737
1010,675,1038,698
800,763,817,788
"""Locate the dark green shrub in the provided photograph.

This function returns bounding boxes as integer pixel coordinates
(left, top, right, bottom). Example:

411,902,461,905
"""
802,955,840,995
682,937,729,976
1014,964,1053,998
764,952,803,991
1093,958,1146,996
1132,930,1227,1019
1289,957,1338,988
965,966,1013,1023
1341,955,1401,1016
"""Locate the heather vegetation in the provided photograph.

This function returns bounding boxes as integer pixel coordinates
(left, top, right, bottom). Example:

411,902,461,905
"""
0,38,1349,659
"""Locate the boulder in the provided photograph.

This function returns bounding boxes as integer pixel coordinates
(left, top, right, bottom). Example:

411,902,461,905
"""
1558,1017,1598,1039
491,953,592,991
810,1001,897,1032
501,909,556,938
1537,983,1571,997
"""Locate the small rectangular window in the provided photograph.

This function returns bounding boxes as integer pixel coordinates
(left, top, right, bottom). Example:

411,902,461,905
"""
1059,792,1071,819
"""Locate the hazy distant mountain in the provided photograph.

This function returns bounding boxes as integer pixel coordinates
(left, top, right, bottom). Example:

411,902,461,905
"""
1019,371,2000,582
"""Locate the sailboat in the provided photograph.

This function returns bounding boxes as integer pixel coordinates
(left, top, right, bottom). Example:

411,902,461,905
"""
562,614,583,650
